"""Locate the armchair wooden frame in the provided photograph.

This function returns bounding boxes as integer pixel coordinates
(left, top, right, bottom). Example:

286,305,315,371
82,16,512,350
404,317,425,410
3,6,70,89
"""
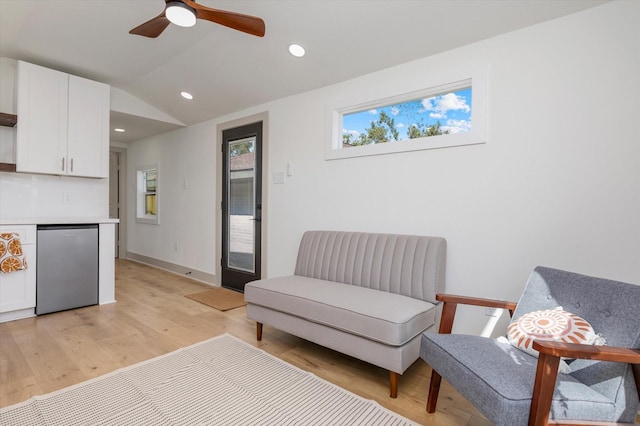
427,293,640,426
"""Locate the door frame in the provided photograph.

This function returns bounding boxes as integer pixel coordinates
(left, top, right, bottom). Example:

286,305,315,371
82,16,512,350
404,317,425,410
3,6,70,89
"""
216,112,269,286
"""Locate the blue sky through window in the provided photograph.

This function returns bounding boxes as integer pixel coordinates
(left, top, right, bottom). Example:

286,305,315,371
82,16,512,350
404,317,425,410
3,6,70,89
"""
342,87,472,144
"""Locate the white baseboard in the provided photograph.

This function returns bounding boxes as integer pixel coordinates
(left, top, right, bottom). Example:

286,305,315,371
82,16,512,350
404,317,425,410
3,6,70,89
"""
125,252,217,286
0,307,35,323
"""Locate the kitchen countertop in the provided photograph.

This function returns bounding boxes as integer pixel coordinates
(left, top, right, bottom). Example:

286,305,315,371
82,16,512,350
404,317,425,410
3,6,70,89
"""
0,218,119,226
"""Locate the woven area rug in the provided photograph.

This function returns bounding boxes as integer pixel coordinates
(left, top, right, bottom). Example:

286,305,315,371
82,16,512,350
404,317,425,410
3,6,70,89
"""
0,334,417,425
185,287,246,311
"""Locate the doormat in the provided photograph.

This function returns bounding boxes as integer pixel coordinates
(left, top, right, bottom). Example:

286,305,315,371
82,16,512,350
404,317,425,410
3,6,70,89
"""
185,287,246,311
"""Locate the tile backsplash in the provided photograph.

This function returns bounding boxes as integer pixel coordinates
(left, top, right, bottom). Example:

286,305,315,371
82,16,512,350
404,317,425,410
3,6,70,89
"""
0,172,108,220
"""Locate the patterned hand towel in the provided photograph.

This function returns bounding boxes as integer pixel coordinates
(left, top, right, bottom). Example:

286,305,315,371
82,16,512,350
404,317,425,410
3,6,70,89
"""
0,233,28,273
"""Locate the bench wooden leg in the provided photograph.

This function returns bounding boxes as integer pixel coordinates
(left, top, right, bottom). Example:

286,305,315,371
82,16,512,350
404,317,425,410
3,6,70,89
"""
256,322,263,341
426,370,442,413
389,371,399,398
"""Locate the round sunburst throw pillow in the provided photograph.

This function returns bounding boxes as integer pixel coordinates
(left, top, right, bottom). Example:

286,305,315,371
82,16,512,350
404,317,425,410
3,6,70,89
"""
507,307,605,374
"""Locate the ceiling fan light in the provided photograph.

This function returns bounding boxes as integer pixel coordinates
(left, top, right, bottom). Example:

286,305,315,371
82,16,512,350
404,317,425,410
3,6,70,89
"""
166,2,196,28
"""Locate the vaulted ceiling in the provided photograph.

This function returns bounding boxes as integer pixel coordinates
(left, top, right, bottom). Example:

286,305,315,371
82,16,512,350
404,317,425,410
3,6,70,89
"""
0,0,609,143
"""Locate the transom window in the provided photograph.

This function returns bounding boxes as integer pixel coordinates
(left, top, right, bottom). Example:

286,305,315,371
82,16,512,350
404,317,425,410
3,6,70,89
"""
325,65,486,160
342,87,472,147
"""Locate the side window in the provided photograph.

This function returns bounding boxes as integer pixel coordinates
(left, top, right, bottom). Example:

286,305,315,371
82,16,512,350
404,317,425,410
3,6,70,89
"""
136,165,159,224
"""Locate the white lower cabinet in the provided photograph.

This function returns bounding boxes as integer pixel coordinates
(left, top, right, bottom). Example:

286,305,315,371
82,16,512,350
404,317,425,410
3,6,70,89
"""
0,225,36,322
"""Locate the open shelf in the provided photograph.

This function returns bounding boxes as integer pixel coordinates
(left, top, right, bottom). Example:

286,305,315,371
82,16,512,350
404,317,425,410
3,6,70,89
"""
0,112,17,127
0,163,17,172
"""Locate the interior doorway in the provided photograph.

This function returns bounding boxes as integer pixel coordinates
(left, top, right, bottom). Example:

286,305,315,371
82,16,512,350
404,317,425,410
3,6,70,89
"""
109,147,126,258
221,121,263,292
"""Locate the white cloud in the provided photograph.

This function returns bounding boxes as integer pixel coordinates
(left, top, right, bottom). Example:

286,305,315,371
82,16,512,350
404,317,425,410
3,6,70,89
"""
438,93,471,113
397,122,405,128
342,129,360,136
421,93,470,118
390,106,400,116
442,119,472,134
368,109,377,115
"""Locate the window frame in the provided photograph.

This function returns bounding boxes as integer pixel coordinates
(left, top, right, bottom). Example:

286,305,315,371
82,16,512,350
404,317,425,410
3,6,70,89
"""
136,164,159,225
325,64,487,160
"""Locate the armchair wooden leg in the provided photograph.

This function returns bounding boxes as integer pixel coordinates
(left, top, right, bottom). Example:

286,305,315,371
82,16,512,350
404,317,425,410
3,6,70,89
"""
389,371,399,398
426,370,442,413
256,322,263,341
528,352,560,426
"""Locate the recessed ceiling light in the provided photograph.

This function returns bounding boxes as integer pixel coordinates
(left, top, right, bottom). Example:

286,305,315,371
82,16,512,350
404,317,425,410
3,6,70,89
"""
114,128,125,132
180,91,194,100
288,43,305,58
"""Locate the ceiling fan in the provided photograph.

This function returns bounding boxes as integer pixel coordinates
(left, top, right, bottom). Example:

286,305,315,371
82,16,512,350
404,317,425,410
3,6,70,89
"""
130,0,265,38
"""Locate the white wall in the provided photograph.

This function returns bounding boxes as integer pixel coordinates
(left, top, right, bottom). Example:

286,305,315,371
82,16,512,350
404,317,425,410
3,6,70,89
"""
126,120,216,273
127,1,640,333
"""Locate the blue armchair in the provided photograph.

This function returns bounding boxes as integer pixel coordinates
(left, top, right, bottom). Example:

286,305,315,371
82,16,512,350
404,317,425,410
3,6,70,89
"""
420,266,640,425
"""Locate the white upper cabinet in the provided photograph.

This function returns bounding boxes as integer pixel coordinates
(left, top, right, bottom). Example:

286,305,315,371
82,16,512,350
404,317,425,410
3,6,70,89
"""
16,61,68,175
67,75,110,178
16,61,110,178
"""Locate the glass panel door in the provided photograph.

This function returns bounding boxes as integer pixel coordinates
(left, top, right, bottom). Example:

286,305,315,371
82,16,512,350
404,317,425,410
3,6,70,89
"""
227,136,256,273
221,122,262,292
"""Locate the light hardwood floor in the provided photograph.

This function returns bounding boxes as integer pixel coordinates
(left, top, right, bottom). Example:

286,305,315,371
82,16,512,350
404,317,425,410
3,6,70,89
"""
0,259,492,425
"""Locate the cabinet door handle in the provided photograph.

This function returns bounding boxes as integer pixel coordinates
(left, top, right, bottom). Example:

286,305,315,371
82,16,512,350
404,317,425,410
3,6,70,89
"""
62,158,65,172
70,158,74,173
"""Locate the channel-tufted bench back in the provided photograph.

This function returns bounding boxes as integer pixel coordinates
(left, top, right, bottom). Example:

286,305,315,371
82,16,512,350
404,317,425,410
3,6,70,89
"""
294,231,446,304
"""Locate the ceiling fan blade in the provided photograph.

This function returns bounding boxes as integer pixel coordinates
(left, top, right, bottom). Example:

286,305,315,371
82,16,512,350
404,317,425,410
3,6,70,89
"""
129,11,171,38
184,0,265,37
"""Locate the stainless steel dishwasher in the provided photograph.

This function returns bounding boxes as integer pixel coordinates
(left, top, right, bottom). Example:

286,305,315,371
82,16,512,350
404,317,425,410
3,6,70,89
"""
36,224,99,315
